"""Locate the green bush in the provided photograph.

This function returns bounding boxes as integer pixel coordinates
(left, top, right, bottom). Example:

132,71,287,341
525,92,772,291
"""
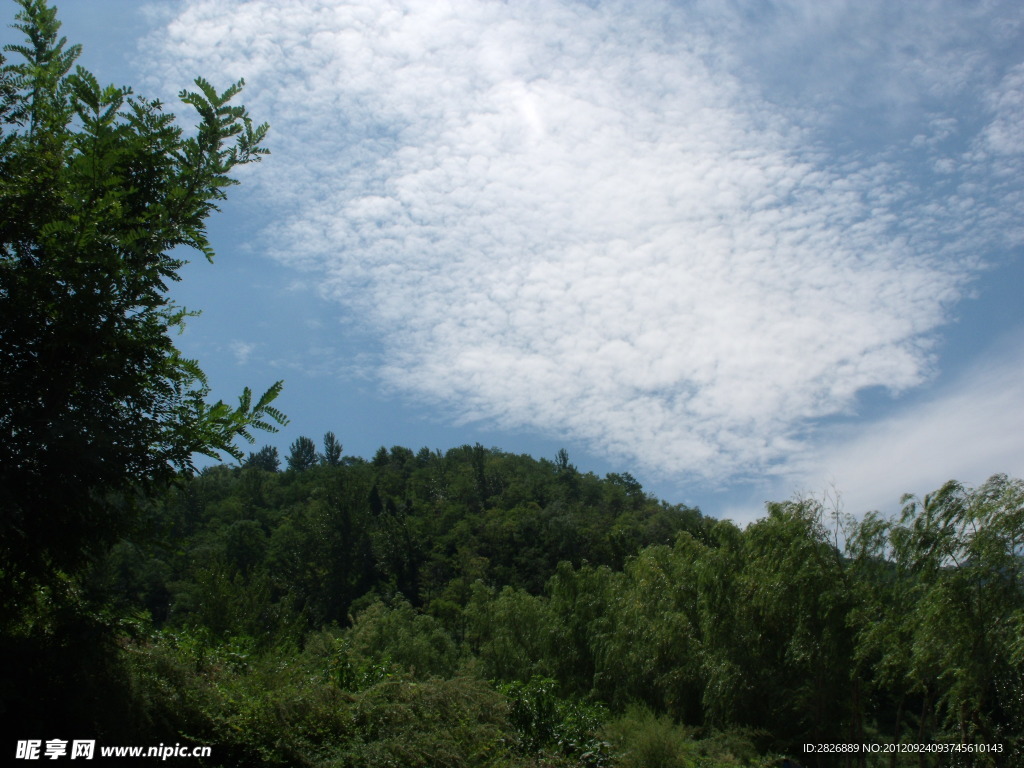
345,598,461,679
498,676,611,766
603,705,775,768
124,628,529,767
603,705,695,768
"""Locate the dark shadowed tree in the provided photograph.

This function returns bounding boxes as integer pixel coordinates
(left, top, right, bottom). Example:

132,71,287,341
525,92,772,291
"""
554,448,574,473
320,430,344,466
0,0,284,607
245,445,281,472
287,436,318,471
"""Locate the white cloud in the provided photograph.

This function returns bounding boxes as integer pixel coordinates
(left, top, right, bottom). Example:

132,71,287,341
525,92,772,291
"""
793,332,1024,519
144,0,1024,482
230,340,257,365
981,64,1024,156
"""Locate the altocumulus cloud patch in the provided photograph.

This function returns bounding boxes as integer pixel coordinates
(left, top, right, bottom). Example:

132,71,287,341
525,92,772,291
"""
145,0,1024,482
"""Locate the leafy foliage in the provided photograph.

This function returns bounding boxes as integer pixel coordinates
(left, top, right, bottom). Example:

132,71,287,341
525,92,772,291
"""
77,442,1024,765
498,676,612,766
321,430,345,466
244,445,281,472
287,435,318,471
0,0,285,599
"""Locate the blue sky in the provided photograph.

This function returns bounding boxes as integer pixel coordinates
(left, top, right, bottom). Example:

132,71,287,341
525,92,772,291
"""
7,0,1023,523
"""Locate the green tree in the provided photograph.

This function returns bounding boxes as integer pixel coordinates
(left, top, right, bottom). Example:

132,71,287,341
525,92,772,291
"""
595,543,702,720
320,430,343,466
244,445,281,472
862,478,1024,754
0,0,284,602
286,435,317,471
738,500,855,749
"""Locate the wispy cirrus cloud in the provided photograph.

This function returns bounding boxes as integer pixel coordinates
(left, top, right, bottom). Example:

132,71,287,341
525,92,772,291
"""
790,331,1024,520
144,0,1024,483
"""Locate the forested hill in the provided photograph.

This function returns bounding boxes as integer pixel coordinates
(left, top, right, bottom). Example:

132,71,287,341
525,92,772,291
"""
29,438,1019,767
115,440,710,632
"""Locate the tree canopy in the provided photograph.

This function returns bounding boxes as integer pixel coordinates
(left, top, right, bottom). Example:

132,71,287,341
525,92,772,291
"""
0,0,285,598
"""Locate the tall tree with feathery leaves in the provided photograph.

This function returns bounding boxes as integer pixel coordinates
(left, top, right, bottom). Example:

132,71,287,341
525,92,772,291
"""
0,0,286,608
